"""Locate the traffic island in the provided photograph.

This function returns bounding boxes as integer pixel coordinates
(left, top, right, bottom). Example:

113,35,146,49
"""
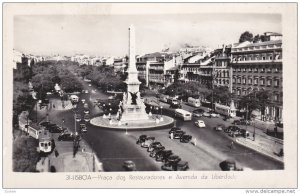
90,114,174,131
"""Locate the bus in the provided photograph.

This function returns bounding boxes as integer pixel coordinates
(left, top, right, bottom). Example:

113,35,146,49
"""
214,103,236,118
187,97,201,107
175,109,192,121
38,129,53,154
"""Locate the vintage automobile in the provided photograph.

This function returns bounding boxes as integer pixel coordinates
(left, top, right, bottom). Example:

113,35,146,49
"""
214,124,225,131
210,112,220,118
224,125,240,133
202,112,211,117
84,114,90,122
219,159,243,171
155,150,173,161
75,114,82,122
163,154,181,163
136,135,147,145
141,137,155,148
58,133,75,141
195,120,206,128
161,161,189,171
192,109,205,117
232,119,250,126
79,123,87,133
149,146,165,158
123,160,136,171
47,124,63,133
180,134,192,143
169,127,182,134
170,130,186,139
239,128,250,138
147,142,163,152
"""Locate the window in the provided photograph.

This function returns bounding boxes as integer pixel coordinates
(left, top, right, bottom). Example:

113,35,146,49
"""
243,68,246,72
233,78,236,84
248,78,252,84
254,68,258,72
274,94,279,101
269,56,273,60
260,78,265,85
237,90,241,95
40,143,44,147
243,78,246,84
262,56,266,60
274,68,279,73
254,78,258,85
267,68,272,73
267,80,272,86
248,67,252,72
261,68,265,72
274,79,279,87
237,78,241,84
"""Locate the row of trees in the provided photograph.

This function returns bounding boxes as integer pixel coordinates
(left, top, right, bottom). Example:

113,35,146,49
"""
239,31,270,43
72,64,127,93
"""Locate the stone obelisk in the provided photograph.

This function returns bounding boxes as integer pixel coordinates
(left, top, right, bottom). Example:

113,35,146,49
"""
120,25,149,122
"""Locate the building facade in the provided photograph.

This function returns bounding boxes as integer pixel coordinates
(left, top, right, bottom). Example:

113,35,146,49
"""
213,46,231,88
231,37,283,122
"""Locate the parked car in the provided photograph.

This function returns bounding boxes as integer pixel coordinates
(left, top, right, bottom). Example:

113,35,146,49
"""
123,160,136,171
195,120,206,128
169,127,182,134
224,125,240,133
180,134,192,143
47,124,63,133
233,119,250,126
214,124,225,131
75,114,81,122
239,128,250,138
202,112,211,117
161,161,189,171
136,135,147,145
163,154,181,163
149,146,165,157
155,150,173,161
141,137,155,148
39,121,52,127
84,114,90,122
58,133,75,141
147,142,163,152
79,123,87,133
170,130,186,139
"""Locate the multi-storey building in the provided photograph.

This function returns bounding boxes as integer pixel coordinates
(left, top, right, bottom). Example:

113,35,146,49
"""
136,52,181,88
213,46,231,88
231,34,283,122
179,53,215,88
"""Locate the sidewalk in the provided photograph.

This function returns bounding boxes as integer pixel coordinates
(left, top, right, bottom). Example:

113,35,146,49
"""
236,135,283,163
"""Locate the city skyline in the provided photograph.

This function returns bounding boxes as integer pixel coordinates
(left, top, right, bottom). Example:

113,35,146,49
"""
14,13,281,57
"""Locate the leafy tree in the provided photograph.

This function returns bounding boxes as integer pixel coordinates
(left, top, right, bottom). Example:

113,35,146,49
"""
239,31,253,43
253,34,260,43
13,136,40,172
239,90,272,120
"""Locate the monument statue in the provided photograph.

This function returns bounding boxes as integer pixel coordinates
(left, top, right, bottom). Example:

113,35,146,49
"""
129,92,138,105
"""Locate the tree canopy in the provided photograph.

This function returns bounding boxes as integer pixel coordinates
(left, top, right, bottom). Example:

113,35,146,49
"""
239,31,254,43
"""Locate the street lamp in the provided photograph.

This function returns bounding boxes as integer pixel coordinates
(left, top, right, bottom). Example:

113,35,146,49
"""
160,106,163,118
62,118,65,131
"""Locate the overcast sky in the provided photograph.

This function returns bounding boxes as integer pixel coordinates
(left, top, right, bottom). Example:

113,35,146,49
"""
14,14,281,57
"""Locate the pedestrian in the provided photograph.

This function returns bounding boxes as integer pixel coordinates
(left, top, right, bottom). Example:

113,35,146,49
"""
230,141,234,149
54,149,59,157
194,138,197,146
170,132,174,140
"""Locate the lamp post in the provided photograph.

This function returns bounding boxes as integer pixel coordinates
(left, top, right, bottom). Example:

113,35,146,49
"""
211,71,217,111
160,106,163,118
62,118,65,131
